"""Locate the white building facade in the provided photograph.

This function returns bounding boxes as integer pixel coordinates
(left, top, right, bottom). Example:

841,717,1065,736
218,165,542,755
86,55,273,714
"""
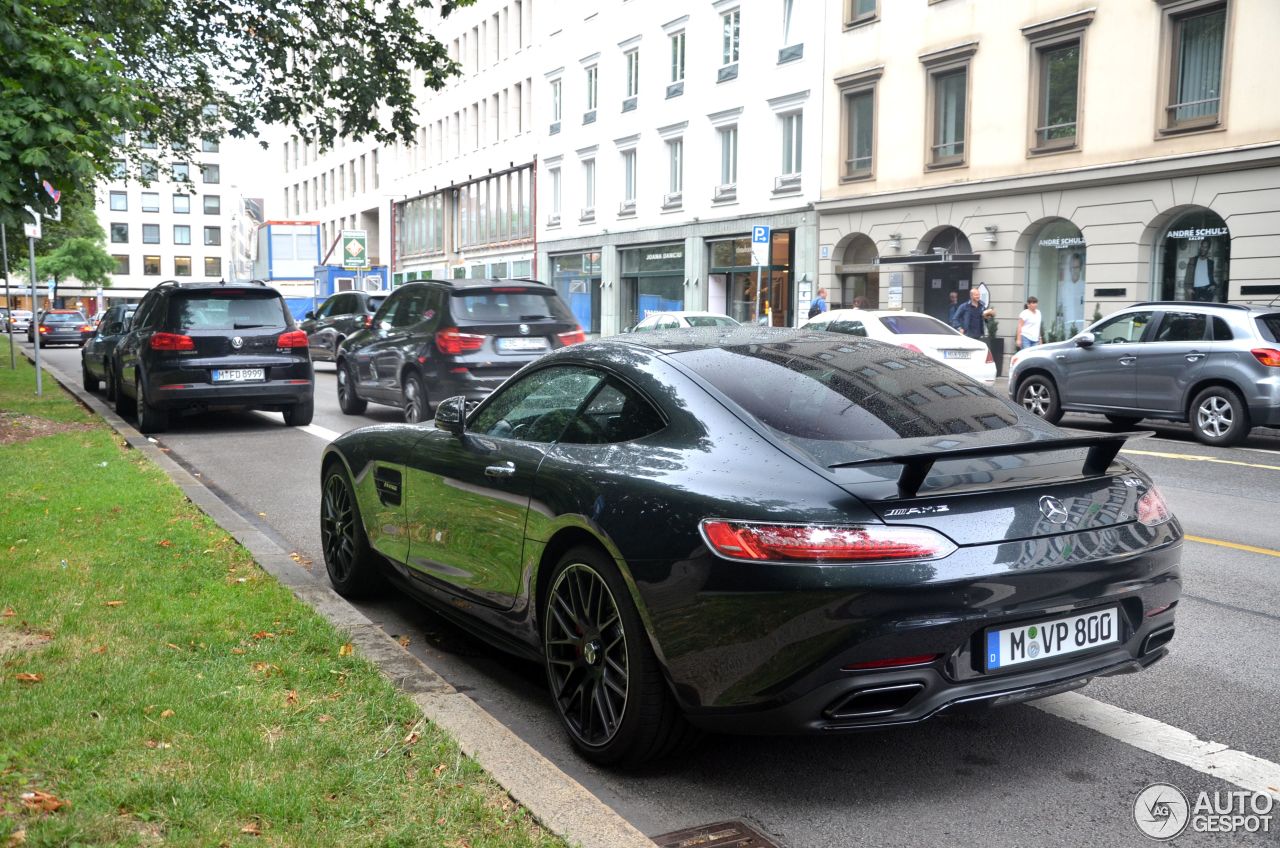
534,0,824,335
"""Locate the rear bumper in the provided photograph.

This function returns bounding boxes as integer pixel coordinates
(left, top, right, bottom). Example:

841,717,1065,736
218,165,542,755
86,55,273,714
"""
149,379,313,410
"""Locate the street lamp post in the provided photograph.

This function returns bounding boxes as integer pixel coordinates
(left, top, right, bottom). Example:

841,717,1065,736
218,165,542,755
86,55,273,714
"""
1,222,13,369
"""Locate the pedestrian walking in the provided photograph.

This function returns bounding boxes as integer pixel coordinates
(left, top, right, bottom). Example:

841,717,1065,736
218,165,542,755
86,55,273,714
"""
952,286,987,340
808,287,829,318
1016,296,1043,350
947,291,962,325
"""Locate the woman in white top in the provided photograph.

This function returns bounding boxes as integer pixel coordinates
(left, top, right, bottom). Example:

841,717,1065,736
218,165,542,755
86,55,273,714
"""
1016,297,1043,350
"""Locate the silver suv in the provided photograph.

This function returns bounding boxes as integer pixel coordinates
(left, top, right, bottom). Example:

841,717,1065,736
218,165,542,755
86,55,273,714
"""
1009,301,1280,446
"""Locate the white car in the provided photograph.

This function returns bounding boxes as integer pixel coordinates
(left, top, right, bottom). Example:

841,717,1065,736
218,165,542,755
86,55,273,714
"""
630,311,740,332
803,309,997,384
7,309,32,333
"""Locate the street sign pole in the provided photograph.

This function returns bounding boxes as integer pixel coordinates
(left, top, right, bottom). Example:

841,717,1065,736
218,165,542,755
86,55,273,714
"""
1,223,13,369
27,232,41,396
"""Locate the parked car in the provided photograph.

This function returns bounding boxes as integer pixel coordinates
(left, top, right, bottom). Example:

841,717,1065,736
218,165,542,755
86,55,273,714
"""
319,327,1180,765
629,311,740,332
81,304,138,400
28,309,92,347
299,290,389,362
8,309,32,333
112,280,314,433
804,309,997,384
1009,301,1280,446
335,279,584,423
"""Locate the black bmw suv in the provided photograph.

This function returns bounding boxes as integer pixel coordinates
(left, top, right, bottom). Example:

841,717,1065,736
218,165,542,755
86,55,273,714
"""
336,279,583,422
113,280,315,433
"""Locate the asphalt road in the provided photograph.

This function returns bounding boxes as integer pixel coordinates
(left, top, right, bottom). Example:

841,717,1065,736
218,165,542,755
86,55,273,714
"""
34,344,1280,847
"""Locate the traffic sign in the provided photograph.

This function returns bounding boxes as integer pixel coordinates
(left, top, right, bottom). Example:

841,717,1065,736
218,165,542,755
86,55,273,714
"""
341,229,369,270
750,224,771,267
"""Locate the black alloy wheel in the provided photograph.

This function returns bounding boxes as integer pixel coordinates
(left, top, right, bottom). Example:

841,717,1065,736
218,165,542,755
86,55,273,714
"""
402,373,427,424
1017,375,1063,424
320,465,384,597
336,361,367,415
542,547,695,765
283,397,314,427
82,360,99,393
135,376,168,434
104,364,116,402
113,366,131,415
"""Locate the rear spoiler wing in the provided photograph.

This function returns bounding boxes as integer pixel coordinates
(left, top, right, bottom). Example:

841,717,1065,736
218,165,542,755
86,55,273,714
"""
832,430,1154,500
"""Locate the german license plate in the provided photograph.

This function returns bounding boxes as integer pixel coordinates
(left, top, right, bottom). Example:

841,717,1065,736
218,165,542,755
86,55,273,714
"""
497,337,549,352
942,349,970,360
984,607,1119,671
212,368,265,382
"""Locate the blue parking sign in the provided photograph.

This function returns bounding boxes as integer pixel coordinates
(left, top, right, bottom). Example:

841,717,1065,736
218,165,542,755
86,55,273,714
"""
752,225,770,244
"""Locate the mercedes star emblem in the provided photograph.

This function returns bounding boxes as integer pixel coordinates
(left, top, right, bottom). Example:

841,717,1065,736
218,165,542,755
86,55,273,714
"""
231,336,243,349
1039,495,1069,524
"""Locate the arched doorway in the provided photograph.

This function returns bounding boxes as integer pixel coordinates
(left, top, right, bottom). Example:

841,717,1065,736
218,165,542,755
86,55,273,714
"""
1153,208,1230,302
1025,219,1087,340
919,226,975,322
833,234,879,309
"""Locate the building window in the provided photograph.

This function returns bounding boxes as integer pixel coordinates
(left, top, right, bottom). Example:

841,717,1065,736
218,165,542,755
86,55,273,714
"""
1034,41,1080,149
1164,3,1227,130
111,159,126,179
141,192,160,213
585,66,598,111
719,125,738,188
112,255,129,275
204,226,222,246
201,139,220,153
549,166,562,222
722,8,740,66
625,49,640,98
582,158,596,219
622,149,637,205
202,164,221,184
142,223,160,244
780,112,802,176
842,86,875,178
109,191,127,211
1155,208,1230,302
143,255,161,275
670,31,685,82
110,223,128,244
174,256,192,276
846,0,877,26
668,138,683,195
927,62,969,167
172,163,190,181
1027,219,1089,340
173,194,190,214
173,225,191,245
551,78,562,122
140,162,158,181
204,195,221,215
204,257,222,277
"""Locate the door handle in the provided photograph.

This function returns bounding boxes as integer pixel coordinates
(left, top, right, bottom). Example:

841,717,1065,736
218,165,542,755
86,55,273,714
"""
1185,353,1205,362
1119,356,1137,366
485,462,516,479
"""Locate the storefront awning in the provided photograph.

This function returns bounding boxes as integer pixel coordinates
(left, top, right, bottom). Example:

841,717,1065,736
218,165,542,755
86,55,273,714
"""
876,252,982,266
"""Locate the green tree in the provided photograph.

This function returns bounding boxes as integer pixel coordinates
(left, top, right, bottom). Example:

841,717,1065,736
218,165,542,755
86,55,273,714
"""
0,0,470,225
40,237,115,296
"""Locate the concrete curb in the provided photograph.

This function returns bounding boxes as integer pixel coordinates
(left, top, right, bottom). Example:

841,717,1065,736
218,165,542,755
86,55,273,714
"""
20,347,655,848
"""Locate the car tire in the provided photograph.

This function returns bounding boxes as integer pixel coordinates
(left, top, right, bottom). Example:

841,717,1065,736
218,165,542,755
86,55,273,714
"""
1104,414,1143,428
135,376,168,434
82,360,100,393
542,546,697,766
1016,375,1063,424
104,365,117,403
283,397,314,427
320,463,386,598
113,367,131,416
402,372,428,424
1190,386,1249,447
336,361,367,415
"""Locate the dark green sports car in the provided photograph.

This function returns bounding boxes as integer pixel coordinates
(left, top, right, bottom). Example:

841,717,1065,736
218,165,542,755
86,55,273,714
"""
319,327,1181,765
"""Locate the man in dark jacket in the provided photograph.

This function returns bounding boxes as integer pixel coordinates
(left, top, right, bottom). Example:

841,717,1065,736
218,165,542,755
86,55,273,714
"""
952,286,987,340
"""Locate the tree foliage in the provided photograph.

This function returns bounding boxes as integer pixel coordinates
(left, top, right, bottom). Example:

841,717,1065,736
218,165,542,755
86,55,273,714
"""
0,0,471,226
41,237,116,291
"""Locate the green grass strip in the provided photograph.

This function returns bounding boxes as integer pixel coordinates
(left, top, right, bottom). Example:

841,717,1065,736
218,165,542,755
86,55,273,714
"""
0,345,567,847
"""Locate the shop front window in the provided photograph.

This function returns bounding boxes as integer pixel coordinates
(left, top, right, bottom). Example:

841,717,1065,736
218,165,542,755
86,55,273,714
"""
1026,219,1088,340
620,244,684,330
1155,208,1229,303
708,231,793,326
552,251,602,334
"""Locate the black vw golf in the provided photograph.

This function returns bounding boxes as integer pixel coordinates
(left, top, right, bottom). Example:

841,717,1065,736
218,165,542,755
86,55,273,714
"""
320,328,1181,765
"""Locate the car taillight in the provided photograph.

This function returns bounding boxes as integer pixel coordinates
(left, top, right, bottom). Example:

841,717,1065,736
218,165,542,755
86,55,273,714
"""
435,327,485,355
277,330,309,349
899,343,923,353
558,327,586,346
363,314,373,329
699,520,956,564
1250,348,1280,367
1137,487,1173,527
37,325,48,333
80,325,91,332
150,332,195,351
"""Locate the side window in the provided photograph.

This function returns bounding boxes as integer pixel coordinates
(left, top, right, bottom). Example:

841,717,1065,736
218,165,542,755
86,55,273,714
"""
633,316,657,332
471,366,604,443
1154,311,1208,342
390,289,430,328
374,291,403,330
132,294,161,330
1093,311,1153,344
560,379,666,444
317,297,340,318
828,320,868,337
1211,316,1233,341
656,317,680,330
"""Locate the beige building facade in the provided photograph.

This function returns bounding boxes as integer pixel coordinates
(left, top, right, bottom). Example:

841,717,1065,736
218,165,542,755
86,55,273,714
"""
816,0,1280,348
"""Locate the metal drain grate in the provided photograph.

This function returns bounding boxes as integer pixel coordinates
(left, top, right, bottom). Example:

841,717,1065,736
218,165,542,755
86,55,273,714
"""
652,820,781,848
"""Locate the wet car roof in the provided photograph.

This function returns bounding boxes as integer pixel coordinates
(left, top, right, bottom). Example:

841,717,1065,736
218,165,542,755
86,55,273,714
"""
607,325,882,354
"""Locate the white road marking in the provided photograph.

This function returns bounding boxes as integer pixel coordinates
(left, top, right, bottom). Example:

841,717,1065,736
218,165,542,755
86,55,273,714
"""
1035,692,1280,799
251,410,343,443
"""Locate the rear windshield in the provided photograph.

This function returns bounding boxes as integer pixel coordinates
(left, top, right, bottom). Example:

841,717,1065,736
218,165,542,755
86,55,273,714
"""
675,339,1018,464
44,312,86,324
878,314,959,336
1257,314,1280,343
684,315,738,328
451,289,575,324
169,292,289,331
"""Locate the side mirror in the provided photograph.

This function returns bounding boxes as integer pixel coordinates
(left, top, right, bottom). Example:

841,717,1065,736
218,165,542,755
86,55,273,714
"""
434,395,468,435
1075,332,1095,348
304,310,315,320
106,322,123,335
